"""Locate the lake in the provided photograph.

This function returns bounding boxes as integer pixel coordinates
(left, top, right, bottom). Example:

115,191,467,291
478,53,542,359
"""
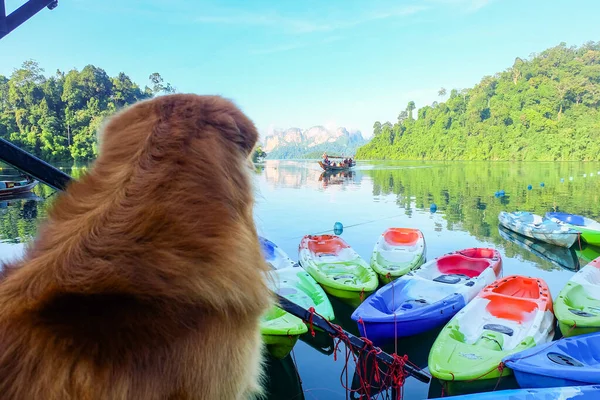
2,159,600,399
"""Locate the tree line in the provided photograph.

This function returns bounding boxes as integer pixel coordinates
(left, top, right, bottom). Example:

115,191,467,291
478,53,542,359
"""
358,42,600,161
0,60,175,163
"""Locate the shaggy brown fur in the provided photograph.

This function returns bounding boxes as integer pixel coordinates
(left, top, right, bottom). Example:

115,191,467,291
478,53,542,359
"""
0,94,272,399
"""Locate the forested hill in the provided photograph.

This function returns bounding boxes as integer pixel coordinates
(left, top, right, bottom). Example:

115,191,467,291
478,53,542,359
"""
357,42,600,161
0,60,174,163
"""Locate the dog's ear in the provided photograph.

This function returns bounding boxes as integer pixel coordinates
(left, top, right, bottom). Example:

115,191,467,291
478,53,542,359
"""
202,97,259,156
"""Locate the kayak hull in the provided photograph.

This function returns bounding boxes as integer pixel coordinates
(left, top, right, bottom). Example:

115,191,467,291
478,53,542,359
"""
298,235,378,304
352,248,502,345
554,256,600,338
262,334,301,359
504,331,600,389
498,211,579,248
546,212,600,246
428,275,555,383
429,385,600,400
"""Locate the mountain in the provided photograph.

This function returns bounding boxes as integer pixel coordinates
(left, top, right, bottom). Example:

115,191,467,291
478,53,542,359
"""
357,41,600,161
263,125,366,159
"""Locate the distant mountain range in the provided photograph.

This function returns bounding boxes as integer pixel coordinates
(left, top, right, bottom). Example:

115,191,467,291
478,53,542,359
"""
262,126,366,159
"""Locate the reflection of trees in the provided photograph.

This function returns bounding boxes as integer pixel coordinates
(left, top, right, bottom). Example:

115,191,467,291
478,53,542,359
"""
366,162,600,270
0,164,90,243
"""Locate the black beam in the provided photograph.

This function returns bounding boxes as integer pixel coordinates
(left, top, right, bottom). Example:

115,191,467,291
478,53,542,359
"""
0,1,7,36
0,0,58,41
0,138,71,191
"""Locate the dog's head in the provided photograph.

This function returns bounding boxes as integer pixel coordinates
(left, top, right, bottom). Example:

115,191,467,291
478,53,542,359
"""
90,94,260,212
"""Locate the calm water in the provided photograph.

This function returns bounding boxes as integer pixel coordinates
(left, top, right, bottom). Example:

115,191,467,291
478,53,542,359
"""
2,160,600,399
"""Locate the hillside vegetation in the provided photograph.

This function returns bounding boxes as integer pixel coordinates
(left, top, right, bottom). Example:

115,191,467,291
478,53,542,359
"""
357,42,600,161
0,60,174,162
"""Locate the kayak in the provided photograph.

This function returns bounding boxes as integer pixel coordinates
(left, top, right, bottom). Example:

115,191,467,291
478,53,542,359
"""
554,256,600,337
261,307,307,359
370,227,426,284
298,234,378,306
576,243,600,264
546,212,600,246
260,236,296,270
428,385,600,400
503,331,600,388
259,236,335,358
498,211,580,248
351,248,502,345
498,225,580,271
428,275,556,383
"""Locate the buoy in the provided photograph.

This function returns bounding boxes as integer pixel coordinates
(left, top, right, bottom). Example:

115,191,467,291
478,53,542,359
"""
499,190,505,196
430,203,437,213
333,222,343,235
584,174,587,178
527,185,532,190
540,182,545,187
560,178,564,183
570,177,574,181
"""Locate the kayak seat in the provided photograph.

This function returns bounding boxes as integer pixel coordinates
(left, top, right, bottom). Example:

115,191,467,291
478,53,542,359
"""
458,248,497,259
483,293,538,322
383,229,420,246
307,235,349,256
436,254,491,278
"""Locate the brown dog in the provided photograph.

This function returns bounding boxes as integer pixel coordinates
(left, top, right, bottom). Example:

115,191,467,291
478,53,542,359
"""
0,94,272,399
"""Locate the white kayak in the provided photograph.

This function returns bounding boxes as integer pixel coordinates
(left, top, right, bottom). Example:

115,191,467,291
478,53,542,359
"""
498,211,580,248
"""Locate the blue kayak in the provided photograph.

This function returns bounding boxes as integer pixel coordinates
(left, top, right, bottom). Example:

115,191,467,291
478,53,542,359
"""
351,248,502,345
503,331,600,388
428,385,600,400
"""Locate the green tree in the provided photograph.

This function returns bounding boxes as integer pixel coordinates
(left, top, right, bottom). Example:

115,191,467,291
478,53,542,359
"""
438,87,447,102
357,41,600,161
406,101,416,120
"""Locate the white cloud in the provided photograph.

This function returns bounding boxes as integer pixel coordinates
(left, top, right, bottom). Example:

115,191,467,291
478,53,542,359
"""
194,5,428,35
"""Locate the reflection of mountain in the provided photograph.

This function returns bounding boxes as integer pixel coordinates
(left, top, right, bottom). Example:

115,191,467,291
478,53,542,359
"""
365,161,600,271
264,126,366,159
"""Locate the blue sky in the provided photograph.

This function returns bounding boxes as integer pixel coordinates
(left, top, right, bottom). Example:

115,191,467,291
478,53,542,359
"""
1,0,599,140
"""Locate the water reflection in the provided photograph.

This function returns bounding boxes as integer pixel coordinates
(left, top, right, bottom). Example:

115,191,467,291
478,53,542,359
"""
3,160,600,399
498,226,580,271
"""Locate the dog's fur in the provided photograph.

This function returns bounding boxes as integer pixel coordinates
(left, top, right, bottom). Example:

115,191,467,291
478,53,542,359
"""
0,94,272,399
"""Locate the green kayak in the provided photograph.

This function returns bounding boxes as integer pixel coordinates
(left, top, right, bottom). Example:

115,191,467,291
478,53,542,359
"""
554,256,600,337
428,275,556,384
546,212,600,246
259,236,335,359
261,307,307,359
370,227,426,284
298,234,379,306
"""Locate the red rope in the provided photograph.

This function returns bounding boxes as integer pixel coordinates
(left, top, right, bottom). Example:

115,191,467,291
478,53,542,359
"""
307,307,316,337
306,307,424,399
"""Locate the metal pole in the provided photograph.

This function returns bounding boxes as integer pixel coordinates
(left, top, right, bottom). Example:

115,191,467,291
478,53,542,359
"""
0,0,58,41
0,138,71,191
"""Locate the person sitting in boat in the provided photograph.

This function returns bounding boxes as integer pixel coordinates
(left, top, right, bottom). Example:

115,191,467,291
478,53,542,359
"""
348,157,353,166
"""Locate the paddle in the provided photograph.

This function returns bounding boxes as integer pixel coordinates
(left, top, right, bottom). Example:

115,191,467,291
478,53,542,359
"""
0,137,431,385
